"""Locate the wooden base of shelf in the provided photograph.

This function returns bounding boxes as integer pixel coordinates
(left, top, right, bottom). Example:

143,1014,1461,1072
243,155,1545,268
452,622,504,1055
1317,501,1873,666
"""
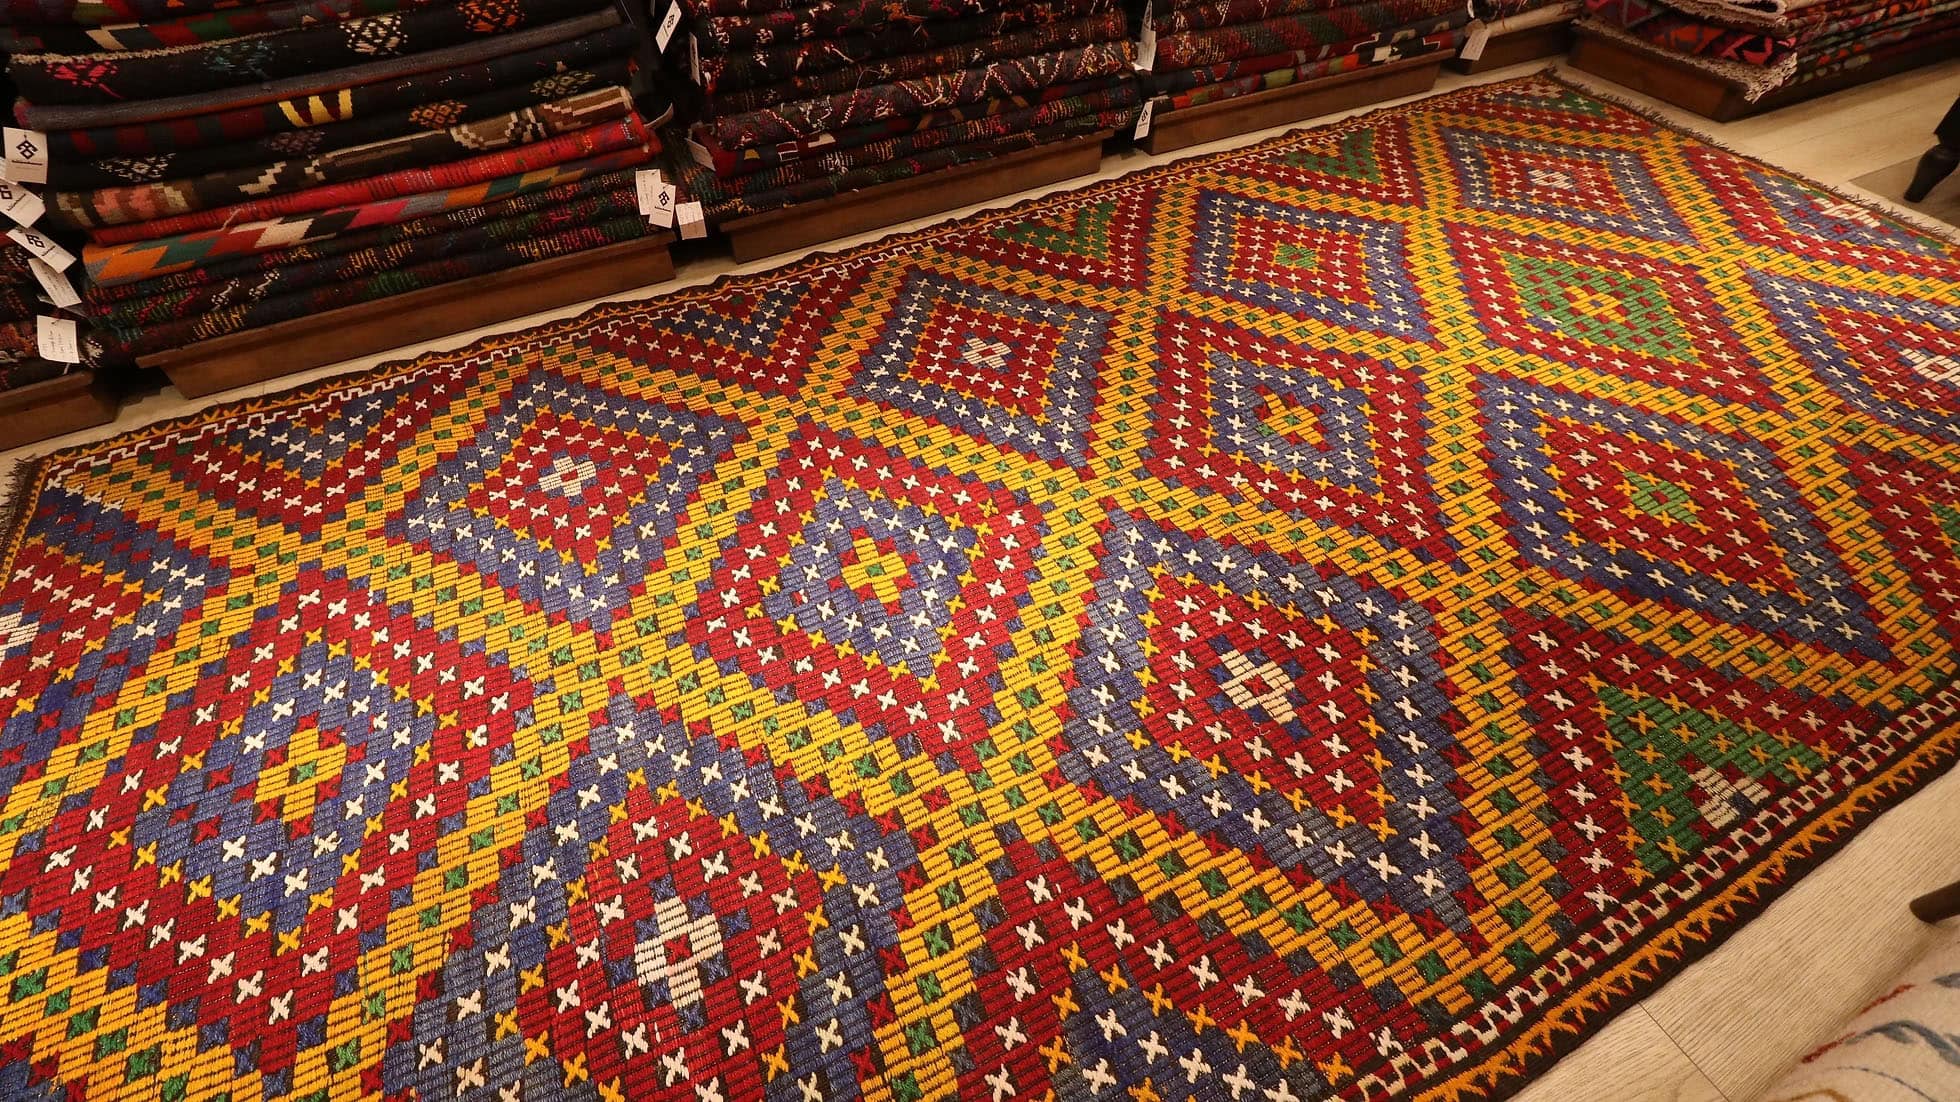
1571,26,1960,121
1448,20,1572,74
0,372,116,450
723,131,1112,263
141,235,675,399
1142,55,1444,154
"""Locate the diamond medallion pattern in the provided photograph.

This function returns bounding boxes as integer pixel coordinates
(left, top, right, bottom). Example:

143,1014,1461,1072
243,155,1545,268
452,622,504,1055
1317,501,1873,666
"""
3,75,1960,1102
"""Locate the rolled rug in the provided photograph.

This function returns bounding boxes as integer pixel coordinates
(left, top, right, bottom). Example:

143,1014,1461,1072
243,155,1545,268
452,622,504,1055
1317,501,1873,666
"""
705,73,1126,176
101,213,656,357
51,87,635,230
100,203,652,353
86,168,637,305
39,25,637,161
1161,23,1464,106
0,0,454,53
47,57,633,187
697,0,1112,92
1153,0,1473,71
674,105,1132,220
9,0,613,106
705,11,1128,116
705,80,1140,195
698,40,1135,152
85,113,652,244
16,8,622,130
1152,0,1407,34
1149,9,1470,92
700,0,1108,51
82,144,655,286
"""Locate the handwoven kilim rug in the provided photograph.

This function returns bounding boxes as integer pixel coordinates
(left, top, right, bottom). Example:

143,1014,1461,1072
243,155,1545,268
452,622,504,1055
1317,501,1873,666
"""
3,73,1960,1102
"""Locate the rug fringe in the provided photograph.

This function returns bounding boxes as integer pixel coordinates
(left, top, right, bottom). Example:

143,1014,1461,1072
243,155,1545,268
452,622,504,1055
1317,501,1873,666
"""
1545,65,1960,246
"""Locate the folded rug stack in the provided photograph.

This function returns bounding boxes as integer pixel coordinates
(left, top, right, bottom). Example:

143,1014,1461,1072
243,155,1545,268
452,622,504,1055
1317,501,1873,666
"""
1,0,667,362
0,248,96,397
1136,0,1473,111
667,0,1141,221
1578,0,1960,102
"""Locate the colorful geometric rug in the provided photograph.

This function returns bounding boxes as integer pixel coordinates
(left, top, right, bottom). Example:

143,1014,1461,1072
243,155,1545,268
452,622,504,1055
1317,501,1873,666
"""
4,72,1960,1101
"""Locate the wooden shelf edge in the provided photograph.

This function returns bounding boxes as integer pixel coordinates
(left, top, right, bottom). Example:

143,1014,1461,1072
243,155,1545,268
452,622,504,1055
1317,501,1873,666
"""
1143,56,1444,154
140,234,675,398
724,131,1112,263
1448,20,1573,74
1570,27,1957,121
0,371,115,450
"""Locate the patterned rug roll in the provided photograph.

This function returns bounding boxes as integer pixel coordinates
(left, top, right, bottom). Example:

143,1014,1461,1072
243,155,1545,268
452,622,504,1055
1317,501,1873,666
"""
16,9,621,129
83,144,654,286
1162,23,1463,105
707,82,1138,195
100,214,654,359
706,11,1128,116
1153,0,1472,71
51,88,634,231
699,40,1134,152
100,203,653,355
706,73,1126,176
698,0,1111,92
86,168,635,305
701,0,1111,50
1151,12,1468,93
47,59,631,187
8,0,612,106
677,106,1131,219
0,0,449,52
39,26,636,161
86,113,651,245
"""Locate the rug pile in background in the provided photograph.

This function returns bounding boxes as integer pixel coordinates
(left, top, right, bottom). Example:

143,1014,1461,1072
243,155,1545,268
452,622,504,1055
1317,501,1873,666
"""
2,73,1957,1102
1135,0,1473,109
1578,0,1960,101
0,0,666,361
663,0,1141,221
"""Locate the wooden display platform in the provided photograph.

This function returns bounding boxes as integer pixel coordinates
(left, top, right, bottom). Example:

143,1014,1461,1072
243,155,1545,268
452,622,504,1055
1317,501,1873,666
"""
1571,26,1960,121
142,235,675,398
1141,55,1443,154
723,131,1112,263
0,371,116,450
1448,20,1573,74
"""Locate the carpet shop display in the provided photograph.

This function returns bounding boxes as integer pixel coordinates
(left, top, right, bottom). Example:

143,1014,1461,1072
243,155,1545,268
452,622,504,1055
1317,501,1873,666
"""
0,2,672,371
2,71,1958,1101
1576,0,1960,105
671,0,1140,222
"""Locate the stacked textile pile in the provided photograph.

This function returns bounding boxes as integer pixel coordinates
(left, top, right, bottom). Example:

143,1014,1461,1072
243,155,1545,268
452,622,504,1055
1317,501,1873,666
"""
2,0,666,361
1579,0,1960,101
671,0,1140,221
1137,0,1474,111
0,247,96,397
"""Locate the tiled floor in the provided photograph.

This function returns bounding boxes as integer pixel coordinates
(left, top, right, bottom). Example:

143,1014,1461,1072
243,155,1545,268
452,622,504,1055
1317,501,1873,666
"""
9,55,1960,1102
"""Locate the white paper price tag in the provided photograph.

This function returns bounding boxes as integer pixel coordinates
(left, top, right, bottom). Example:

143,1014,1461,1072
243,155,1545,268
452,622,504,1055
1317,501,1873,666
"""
1370,45,1393,62
8,225,74,270
636,169,676,228
655,2,682,51
1132,100,1154,141
0,179,43,227
677,200,705,240
1136,1,1156,70
28,256,78,308
36,315,80,364
1460,20,1489,60
3,128,48,186
686,137,714,169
